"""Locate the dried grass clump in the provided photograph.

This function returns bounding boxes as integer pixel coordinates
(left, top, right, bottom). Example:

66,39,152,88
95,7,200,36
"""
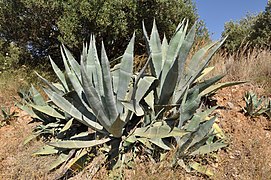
210,47,271,91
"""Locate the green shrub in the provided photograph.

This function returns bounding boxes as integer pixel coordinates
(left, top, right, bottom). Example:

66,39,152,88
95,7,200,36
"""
222,1,271,52
0,0,208,66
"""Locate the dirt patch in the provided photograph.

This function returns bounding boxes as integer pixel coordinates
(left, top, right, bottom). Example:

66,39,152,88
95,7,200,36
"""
0,107,57,179
213,84,271,179
1,84,271,179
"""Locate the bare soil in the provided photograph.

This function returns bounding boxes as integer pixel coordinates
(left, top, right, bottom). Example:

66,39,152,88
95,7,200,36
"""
0,84,271,179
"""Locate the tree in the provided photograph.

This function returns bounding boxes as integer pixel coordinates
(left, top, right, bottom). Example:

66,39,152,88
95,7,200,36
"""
0,0,208,67
222,1,271,52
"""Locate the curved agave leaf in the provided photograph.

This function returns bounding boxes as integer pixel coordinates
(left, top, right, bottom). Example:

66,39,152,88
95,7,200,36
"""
185,106,217,131
49,57,69,92
49,138,111,149
177,23,196,81
81,64,112,132
189,162,214,177
30,85,46,106
190,142,227,155
61,45,81,79
149,20,162,78
33,145,59,156
43,88,103,131
195,66,215,82
122,76,157,116
35,72,64,95
159,20,188,94
16,103,40,120
117,33,135,102
189,117,216,147
134,121,187,139
86,35,104,97
61,47,84,97
149,138,171,150
29,104,65,119
199,81,246,96
59,118,73,133
49,153,69,171
100,42,118,122
58,149,88,177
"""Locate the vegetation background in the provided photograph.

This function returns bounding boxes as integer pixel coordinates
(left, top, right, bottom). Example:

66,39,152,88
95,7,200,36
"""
0,0,271,179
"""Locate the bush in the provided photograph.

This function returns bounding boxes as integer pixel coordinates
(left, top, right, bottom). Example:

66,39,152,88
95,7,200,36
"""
222,1,271,52
0,0,208,66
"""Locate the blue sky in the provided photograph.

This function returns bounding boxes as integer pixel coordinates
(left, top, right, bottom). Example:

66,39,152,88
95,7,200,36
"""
193,0,268,40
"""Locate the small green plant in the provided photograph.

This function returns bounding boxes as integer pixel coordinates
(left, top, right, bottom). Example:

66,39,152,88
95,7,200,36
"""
243,91,270,117
0,106,17,127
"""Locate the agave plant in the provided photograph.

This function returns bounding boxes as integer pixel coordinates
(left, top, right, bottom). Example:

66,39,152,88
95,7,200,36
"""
243,91,268,117
18,19,241,178
139,19,241,158
0,106,17,127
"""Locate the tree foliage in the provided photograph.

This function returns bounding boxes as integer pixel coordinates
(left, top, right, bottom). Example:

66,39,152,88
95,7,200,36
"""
222,1,271,52
0,0,208,67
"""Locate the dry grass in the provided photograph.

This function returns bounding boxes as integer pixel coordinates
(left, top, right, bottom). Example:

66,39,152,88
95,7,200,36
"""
210,48,271,92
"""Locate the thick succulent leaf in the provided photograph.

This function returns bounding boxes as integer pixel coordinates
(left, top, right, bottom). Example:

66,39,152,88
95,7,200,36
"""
23,133,40,145
124,76,157,115
185,42,216,79
122,101,144,116
61,45,81,79
16,103,40,120
190,117,216,147
160,20,188,91
191,142,227,155
138,138,153,150
30,85,46,106
142,20,150,53
49,153,70,171
191,39,226,80
59,118,74,133
52,83,66,92
195,66,215,82
144,91,155,111
188,74,225,97
81,66,112,131
134,122,187,139
199,81,246,96
149,20,163,77
43,88,103,131
109,115,125,138
158,55,179,105
100,42,118,122
35,72,64,95
59,149,88,176
29,104,65,119
33,145,59,156
190,162,214,177
178,88,201,128
213,123,227,139
175,40,226,104
61,47,83,97
49,138,111,149
49,57,69,92
161,34,168,69
177,23,196,81
111,64,120,94
86,35,104,97
70,132,89,140
149,138,171,150
117,33,135,101
186,107,217,131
